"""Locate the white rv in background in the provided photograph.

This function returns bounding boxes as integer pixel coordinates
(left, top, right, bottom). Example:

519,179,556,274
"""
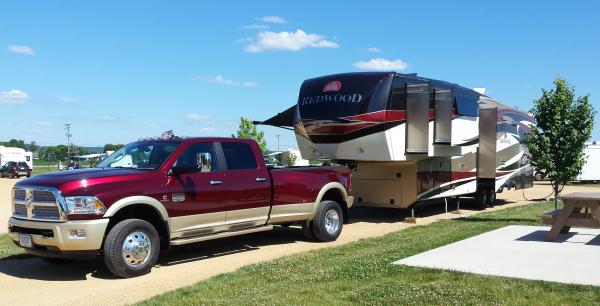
576,142,600,182
0,146,33,169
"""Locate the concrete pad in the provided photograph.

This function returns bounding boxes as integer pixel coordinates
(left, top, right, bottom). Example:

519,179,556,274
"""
395,225,600,286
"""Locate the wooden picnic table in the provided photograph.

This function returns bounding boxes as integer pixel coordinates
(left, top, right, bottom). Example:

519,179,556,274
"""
541,192,600,242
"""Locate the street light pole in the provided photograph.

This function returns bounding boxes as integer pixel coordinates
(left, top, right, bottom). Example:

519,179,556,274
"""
65,124,72,160
276,135,280,152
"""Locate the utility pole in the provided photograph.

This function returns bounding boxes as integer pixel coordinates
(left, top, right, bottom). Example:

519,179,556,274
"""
65,124,72,160
276,135,280,152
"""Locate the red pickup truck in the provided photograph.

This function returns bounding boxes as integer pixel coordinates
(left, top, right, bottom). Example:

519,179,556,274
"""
8,137,352,277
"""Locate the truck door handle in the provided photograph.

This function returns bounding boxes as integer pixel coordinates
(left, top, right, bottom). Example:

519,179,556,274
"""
256,177,267,182
210,180,222,185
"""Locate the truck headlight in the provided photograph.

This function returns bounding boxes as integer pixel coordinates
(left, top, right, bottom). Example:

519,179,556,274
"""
64,196,106,215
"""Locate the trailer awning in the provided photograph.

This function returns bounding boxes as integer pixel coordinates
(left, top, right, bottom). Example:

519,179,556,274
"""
253,105,295,129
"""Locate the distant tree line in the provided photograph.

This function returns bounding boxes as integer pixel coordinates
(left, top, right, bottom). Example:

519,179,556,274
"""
103,143,125,152
1,139,36,151
2,139,126,162
38,145,91,162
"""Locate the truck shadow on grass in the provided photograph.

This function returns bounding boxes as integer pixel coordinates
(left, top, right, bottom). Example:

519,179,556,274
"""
0,197,517,281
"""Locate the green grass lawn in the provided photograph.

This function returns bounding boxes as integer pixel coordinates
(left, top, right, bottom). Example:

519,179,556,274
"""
0,234,27,260
139,202,600,306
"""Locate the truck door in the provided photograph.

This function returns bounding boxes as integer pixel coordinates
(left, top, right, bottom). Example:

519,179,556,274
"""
219,141,271,228
166,142,227,236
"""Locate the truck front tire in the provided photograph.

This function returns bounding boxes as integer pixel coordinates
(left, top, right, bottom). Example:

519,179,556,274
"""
103,219,160,278
308,200,343,242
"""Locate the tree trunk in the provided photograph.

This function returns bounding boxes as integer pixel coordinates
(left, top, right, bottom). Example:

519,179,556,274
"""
553,182,559,210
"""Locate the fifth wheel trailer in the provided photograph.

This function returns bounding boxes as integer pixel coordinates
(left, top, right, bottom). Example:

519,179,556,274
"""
257,72,534,209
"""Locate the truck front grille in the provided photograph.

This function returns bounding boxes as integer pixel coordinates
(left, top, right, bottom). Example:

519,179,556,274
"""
14,204,27,216
32,206,61,220
32,190,56,202
14,189,26,200
12,187,65,222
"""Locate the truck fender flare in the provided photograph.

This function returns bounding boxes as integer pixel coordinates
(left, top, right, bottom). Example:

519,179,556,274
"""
312,182,348,216
103,196,169,221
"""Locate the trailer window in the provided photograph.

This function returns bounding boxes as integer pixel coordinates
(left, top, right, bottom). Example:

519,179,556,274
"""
221,142,258,170
389,84,407,110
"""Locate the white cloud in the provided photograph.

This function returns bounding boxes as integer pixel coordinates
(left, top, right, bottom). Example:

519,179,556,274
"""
8,45,34,55
99,114,117,121
58,96,78,104
199,127,216,132
0,89,29,104
243,24,270,30
353,58,409,71
208,75,237,85
256,16,287,24
194,75,257,88
235,37,254,44
242,82,257,88
367,47,382,53
473,88,487,95
245,29,338,52
183,113,210,120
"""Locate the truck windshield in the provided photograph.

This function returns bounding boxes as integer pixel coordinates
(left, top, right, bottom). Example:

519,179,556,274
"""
97,141,180,170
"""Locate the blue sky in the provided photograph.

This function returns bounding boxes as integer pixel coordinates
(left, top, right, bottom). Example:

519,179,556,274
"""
1,0,599,150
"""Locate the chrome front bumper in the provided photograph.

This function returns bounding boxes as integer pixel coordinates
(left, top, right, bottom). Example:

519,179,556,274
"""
8,217,109,252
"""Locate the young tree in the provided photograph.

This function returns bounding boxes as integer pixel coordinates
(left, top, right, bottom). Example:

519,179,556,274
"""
28,141,39,153
281,151,298,167
527,76,595,209
234,117,268,154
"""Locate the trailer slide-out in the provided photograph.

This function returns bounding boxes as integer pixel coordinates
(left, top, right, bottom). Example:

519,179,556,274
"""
257,72,534,209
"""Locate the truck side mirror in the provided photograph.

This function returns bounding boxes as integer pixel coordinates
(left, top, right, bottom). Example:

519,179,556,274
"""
169,165,195,176
169,151,213,176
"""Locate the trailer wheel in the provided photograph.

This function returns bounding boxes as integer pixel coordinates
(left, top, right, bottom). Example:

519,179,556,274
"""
475,188,489,209
103,219,160,278
309,200,343,242
488,189,496,206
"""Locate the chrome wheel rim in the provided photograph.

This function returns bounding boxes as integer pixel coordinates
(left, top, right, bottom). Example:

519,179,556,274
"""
324,209,340,235
122,231,151,267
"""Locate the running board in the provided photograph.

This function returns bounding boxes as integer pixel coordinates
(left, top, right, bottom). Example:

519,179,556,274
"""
169,225,273,246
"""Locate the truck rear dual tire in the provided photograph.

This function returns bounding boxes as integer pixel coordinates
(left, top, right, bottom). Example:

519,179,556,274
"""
302,200,343,242
103,219,160,278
